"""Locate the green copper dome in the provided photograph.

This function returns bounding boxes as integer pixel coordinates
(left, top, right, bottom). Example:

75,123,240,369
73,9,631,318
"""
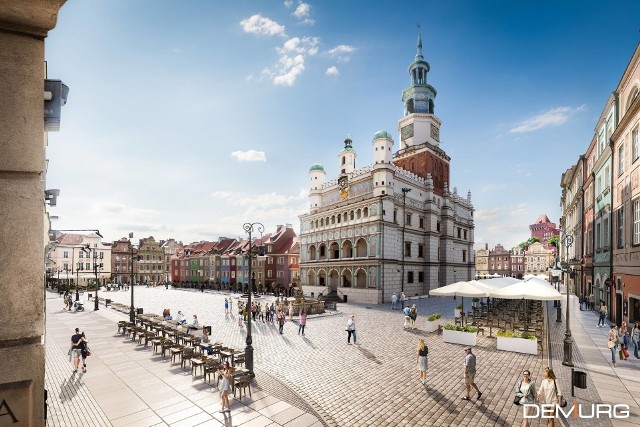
372,130,393,141
309,164,325,172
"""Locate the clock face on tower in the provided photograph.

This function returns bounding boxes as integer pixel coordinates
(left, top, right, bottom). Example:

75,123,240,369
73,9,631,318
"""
338,175,348,190
430,124,440,142
401,123,414,141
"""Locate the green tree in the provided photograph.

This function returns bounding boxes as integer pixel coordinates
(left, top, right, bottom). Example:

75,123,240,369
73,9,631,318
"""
547,235,559,248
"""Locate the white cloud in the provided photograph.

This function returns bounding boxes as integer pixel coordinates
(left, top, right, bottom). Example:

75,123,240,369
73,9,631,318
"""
293,2,315,25
230,150,267,162
91,202,160,218
481,183,508,192
510,105,586,133
284,0,294,7
326,44,355,62
326,66,339,76
474,207,501,221
240,14,286,37
265,37,320,86
510,203,527,217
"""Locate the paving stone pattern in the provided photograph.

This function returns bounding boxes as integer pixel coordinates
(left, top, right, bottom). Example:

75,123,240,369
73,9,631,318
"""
94,288,550,426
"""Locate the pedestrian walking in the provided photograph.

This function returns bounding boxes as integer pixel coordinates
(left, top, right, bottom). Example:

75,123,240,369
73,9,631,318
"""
79,332,90,374
516,370,536,427
251,302,257,321
238,303,244,326
346,315,356,344
619,321,629,360
217,361,233,412
70,328,83,373
400,292,407,310
461,347,481,400
277,309,285,334
416,338,428,384
536,367,562,427
229,298,233,316
391,292,398,310
288,302,294,321
631,322,640,359
258,303,264,322
299,310,307,336
608,324,619,367
270,303,276,323
224,298,229,314
409,304,418,329
597,303,607,327
588,293,594,311
403,306,411,328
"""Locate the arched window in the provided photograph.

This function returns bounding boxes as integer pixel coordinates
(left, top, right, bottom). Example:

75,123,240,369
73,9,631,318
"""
363,207,369,217
342,156,346,165
356,209,361,219
350,210,354,220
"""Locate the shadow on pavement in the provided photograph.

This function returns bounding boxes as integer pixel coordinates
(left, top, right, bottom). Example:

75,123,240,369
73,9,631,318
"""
58,372,82,402
355,345,382,365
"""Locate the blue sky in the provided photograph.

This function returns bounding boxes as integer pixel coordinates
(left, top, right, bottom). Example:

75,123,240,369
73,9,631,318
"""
45,0,640,249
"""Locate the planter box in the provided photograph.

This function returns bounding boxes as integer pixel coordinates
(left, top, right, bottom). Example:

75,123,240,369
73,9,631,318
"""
425,319,441,333
442,329,477,347
497,336,537,355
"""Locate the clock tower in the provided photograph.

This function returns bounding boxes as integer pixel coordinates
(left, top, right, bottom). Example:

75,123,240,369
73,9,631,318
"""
398,31,441,150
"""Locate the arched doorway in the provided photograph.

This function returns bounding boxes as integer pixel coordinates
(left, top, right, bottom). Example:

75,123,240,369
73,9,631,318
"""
329,269,339,292
318,269,327,288
342,268,352,288
355,238,367,257
307,270,316,286
329,242,339,259
355,268,367,288
342,240,353,258
308,244,316,261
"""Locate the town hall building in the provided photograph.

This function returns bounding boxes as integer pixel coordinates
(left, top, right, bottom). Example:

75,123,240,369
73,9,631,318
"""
299,33,475,304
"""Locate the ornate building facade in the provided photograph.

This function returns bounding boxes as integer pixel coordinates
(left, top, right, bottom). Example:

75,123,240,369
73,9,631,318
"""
299,33,475,304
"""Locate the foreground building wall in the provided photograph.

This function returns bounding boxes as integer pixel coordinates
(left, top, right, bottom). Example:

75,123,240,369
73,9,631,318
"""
0,1,66,425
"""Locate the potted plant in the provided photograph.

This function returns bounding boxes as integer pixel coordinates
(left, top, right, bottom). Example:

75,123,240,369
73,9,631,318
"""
454,304,463,318
496,330,537,355
442,323,478,346
472,298,480,308
425,313,442,333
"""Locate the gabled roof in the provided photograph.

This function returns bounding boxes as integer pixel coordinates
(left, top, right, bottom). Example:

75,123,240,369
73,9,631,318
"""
56,233,85,245
533,214,551,224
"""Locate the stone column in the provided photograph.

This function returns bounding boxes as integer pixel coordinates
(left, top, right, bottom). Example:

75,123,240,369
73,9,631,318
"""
0,1,65,425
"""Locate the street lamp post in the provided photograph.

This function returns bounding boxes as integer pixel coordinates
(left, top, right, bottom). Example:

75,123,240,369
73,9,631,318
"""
401,187,411,293
243,222,264,378
128,232,140,323
93,248,104,311
563,234,575,367
74,263,82,294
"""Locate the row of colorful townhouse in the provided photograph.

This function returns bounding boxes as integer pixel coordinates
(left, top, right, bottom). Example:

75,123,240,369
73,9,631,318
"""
560,42,640,326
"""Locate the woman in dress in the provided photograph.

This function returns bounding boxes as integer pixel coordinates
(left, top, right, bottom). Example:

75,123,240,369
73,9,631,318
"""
517,370,536,427
609,324,619,367
536,367,561,427
217,361,233,412
416,338,428,384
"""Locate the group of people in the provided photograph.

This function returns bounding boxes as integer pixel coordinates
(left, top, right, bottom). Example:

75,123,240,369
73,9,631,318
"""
403,304,418,328
514,367,564,427
390,292,407,310
70,328,90,374
607,321,640,367
162,309,200,332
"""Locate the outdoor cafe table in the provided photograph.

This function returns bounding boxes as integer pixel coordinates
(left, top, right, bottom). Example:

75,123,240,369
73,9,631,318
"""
220,350,244,366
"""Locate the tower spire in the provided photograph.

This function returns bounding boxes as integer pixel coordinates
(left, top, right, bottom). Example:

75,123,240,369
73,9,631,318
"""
416,23,423,61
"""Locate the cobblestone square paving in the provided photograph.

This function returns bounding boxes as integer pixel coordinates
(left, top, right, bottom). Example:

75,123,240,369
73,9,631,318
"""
45,287,639,426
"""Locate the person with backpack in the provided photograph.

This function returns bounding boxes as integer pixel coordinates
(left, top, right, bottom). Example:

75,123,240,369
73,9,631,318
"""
597,303,607,327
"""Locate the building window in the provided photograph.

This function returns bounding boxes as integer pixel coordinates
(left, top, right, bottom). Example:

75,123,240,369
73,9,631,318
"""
278,257,284,265
464,230,468,240
596,221,601,250
603,215,610,249
462,250,467,263
85,262,90,270
618,144,625,175
418,271,424,282
393,209,397,223
407,271,414,283
267,270,272,278
617,208,624,248
436,222,440,232
419,217,424,228
277,271,284,278
406,213,412,225
268,257,273,264
418,244,424,258
633,127,639,162
634,199,640,245
405,242,411,257
63,251,69,258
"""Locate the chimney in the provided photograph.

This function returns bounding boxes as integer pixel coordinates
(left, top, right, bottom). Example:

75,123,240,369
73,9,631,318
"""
485,243,488,250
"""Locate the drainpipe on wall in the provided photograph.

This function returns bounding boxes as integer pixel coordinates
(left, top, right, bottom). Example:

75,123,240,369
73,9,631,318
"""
609,134,616,322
